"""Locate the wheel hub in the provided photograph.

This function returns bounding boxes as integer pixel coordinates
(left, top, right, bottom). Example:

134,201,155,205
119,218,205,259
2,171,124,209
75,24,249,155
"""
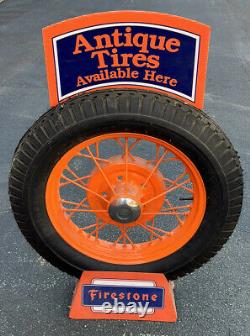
108,197,141,223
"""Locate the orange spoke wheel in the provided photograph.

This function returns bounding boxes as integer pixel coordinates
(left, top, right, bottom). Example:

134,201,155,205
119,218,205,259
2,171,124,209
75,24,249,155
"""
46,133,206,265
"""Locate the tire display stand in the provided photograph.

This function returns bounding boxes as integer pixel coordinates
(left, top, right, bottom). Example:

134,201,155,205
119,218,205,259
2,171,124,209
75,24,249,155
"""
9,11,243,322
69,271,177,322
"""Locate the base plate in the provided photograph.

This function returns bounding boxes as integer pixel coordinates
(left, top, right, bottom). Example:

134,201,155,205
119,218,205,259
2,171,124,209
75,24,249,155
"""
69,271,177,322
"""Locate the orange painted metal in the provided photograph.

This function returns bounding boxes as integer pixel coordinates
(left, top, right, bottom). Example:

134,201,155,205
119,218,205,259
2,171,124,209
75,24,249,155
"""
87,157,166,226
42,11,210,109
45,133,206,265
69,271,177,322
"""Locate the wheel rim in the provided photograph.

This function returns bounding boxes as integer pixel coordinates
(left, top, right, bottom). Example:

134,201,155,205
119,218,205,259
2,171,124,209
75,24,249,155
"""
45,133,206,265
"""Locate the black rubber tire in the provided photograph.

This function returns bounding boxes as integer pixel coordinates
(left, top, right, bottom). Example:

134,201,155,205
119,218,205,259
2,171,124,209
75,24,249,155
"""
9,89,243,279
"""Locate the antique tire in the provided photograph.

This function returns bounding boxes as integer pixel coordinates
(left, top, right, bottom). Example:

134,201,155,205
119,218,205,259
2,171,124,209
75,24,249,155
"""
9,89,243,279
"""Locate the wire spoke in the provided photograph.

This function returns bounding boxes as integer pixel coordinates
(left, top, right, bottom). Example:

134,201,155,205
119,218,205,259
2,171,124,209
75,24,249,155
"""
62,197,90,219
64,208,107,213
164,168,189,186
138,223,164,239
163,176,193,193
114,138,135,161
163,203,192,211
81,222,99,231
125,137,128,185
144,224,170,235
61,198,88,208
123,230,134,246
64,165,87,187
91,220,107,239
115,230,126,244
147,156,179,164
165,198,186,225
114,227,134,246
86,146,115,194
141,149,168,189
60,175,90,187
81,220,107,236
65,197,90,218
95,142,99,158
142,178,192,206
62,174,108,203
78,153,111,164
129,138,141,152
142,211,190,216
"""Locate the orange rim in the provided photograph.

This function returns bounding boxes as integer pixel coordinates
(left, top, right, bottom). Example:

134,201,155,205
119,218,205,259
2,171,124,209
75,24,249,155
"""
45,133,206,265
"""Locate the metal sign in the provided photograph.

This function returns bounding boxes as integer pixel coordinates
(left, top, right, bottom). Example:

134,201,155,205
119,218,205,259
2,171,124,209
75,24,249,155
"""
82,284,164,309
43,11,210,108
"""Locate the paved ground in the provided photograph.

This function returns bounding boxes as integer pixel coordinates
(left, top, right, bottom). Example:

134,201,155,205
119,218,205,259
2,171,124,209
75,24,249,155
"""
0,0,249,335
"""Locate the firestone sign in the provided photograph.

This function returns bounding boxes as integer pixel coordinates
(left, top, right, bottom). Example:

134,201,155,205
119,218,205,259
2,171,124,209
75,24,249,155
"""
82,284,164,308
43,11,210,108
69,271,177,321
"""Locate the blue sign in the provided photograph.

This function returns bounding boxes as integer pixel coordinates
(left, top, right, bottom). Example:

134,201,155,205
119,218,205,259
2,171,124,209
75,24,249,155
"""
52,23,199,102
82,284,164,308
